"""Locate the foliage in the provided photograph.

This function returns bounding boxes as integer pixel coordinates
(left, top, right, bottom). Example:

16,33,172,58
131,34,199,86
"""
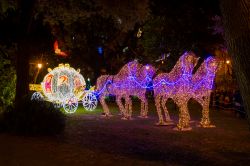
96,0,149,31
0,0,17,18
35,0,150,76
139,0,222,68
0,47,16,112
1,97,66,135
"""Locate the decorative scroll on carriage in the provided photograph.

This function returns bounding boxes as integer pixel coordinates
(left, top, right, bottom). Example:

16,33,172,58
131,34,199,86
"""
30,64,97,113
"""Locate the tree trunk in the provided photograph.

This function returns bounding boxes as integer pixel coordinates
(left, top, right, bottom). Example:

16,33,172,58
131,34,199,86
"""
220,0,250,127
15,42,30,108
15,0,36,109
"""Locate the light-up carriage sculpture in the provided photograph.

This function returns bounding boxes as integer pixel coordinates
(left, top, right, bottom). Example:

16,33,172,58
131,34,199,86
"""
31,64,97,113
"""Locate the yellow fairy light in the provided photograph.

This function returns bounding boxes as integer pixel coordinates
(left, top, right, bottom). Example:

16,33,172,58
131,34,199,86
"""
154,53,218,130
96,51,218,131
96,61,156,119
153,52,199,130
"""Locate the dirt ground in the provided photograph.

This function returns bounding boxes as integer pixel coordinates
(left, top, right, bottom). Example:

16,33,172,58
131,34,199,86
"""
0,100,250,166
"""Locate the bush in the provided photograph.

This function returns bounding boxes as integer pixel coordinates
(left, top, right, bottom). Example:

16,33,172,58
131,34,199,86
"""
0,50,16,112
2,98,66,135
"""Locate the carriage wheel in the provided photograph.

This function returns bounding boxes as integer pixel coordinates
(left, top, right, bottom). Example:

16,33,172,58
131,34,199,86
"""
82,92,98,111
31,92,44,101
63,96,78,114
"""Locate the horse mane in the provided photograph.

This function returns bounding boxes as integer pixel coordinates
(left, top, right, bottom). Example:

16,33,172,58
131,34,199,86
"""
167,56,183,76
116,61,138,75
191,57,218,87
192,59,207,82
155,52,189,82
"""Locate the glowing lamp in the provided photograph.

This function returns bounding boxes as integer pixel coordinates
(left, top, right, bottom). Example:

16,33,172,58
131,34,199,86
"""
226,60,230,64
37,63,42,69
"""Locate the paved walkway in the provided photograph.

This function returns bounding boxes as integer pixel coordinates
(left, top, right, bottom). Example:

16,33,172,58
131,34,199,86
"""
0,102,250,166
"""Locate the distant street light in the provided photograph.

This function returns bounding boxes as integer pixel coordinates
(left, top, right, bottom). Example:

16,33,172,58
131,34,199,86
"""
37,63,42,69
226,60,230,64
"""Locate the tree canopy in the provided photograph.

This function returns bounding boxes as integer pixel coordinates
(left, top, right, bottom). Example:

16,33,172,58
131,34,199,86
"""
0,0,223,107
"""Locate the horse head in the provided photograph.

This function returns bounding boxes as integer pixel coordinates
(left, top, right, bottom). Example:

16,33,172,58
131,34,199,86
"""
181,51,199,77
192,56,218,91
204,56,218,89
205,56,218,75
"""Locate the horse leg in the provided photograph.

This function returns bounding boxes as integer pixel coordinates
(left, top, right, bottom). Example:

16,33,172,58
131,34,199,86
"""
155,95,165,125
139,96,145,117
143,97,149,118
161,97,173,124
126,96,133,120
139,95,148,118
200,96,215,128
100,95,111,117
175,99,191,131
116,95,126,117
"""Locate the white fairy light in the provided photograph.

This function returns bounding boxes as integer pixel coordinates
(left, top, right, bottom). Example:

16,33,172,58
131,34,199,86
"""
41,63,86,103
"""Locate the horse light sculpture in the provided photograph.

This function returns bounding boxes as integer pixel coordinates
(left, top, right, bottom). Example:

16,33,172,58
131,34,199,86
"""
96,52,218,131
157,55,218,130
189,56,218,128
96,61,156,119
153,52,199,127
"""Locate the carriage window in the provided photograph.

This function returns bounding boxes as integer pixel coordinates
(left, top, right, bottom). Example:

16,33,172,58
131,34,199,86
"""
45,74,53,93
57,75,69,86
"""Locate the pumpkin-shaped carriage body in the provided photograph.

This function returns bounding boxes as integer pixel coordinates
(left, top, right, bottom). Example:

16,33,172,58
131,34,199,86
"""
31,64,97,113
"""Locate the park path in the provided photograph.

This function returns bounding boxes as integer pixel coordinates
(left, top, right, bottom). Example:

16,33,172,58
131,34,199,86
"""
0,102,250,166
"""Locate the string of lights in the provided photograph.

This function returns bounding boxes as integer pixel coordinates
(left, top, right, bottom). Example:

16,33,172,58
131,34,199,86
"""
96,52,218,131
153,52,199,129
96,61,156,119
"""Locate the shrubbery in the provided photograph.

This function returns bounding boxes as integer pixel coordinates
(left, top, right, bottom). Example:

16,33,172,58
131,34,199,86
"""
0,52,16,113
1,97,66,135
